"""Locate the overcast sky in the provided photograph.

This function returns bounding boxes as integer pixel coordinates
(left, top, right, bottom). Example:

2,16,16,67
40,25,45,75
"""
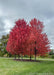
0,0,54,49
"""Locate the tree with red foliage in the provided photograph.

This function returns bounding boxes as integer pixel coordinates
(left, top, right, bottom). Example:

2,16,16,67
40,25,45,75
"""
6,18,50,60
28,18,50,60
6,19,31,59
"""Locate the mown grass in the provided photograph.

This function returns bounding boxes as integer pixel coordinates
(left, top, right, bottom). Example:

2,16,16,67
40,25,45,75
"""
0,57,54,75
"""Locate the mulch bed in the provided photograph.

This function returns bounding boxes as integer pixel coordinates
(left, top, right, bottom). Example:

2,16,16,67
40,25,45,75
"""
13,59,42,62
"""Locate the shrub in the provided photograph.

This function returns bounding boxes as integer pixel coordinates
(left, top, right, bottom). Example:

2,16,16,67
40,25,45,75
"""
49,50,54,55
40,54,49,58
51,55,54,59
24,55,29,58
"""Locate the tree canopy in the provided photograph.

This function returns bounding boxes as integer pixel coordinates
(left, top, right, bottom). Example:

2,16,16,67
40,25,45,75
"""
6,18,50,57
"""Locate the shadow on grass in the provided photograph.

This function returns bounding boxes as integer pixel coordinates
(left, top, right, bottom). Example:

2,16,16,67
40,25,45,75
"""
13,59,43,62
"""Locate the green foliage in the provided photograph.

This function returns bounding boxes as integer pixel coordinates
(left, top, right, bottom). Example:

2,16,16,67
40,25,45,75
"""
0,51,4,57
24,55,29,58
0,34,9,57
49,50,54,55
40,54,49,58
0,43,2,46
51,55,54,59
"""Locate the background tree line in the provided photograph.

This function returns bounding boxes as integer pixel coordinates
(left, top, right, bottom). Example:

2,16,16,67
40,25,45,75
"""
0,34,12,57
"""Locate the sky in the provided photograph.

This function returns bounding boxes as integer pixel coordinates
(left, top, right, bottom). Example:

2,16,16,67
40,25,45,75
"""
0,0,54,49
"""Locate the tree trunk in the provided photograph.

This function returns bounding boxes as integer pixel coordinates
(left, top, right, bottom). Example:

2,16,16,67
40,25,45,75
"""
35,54,36,61
18,54,20,59
30,49,32,60
34,47,37,61
15,54,16,59
21,54,23,60
30,56,31,60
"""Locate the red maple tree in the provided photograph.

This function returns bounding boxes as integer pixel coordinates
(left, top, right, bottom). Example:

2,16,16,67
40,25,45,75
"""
6,18,50,60
6,19,30,55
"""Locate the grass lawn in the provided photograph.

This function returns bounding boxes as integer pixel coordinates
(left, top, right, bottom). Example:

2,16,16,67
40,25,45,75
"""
0,57,54,75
